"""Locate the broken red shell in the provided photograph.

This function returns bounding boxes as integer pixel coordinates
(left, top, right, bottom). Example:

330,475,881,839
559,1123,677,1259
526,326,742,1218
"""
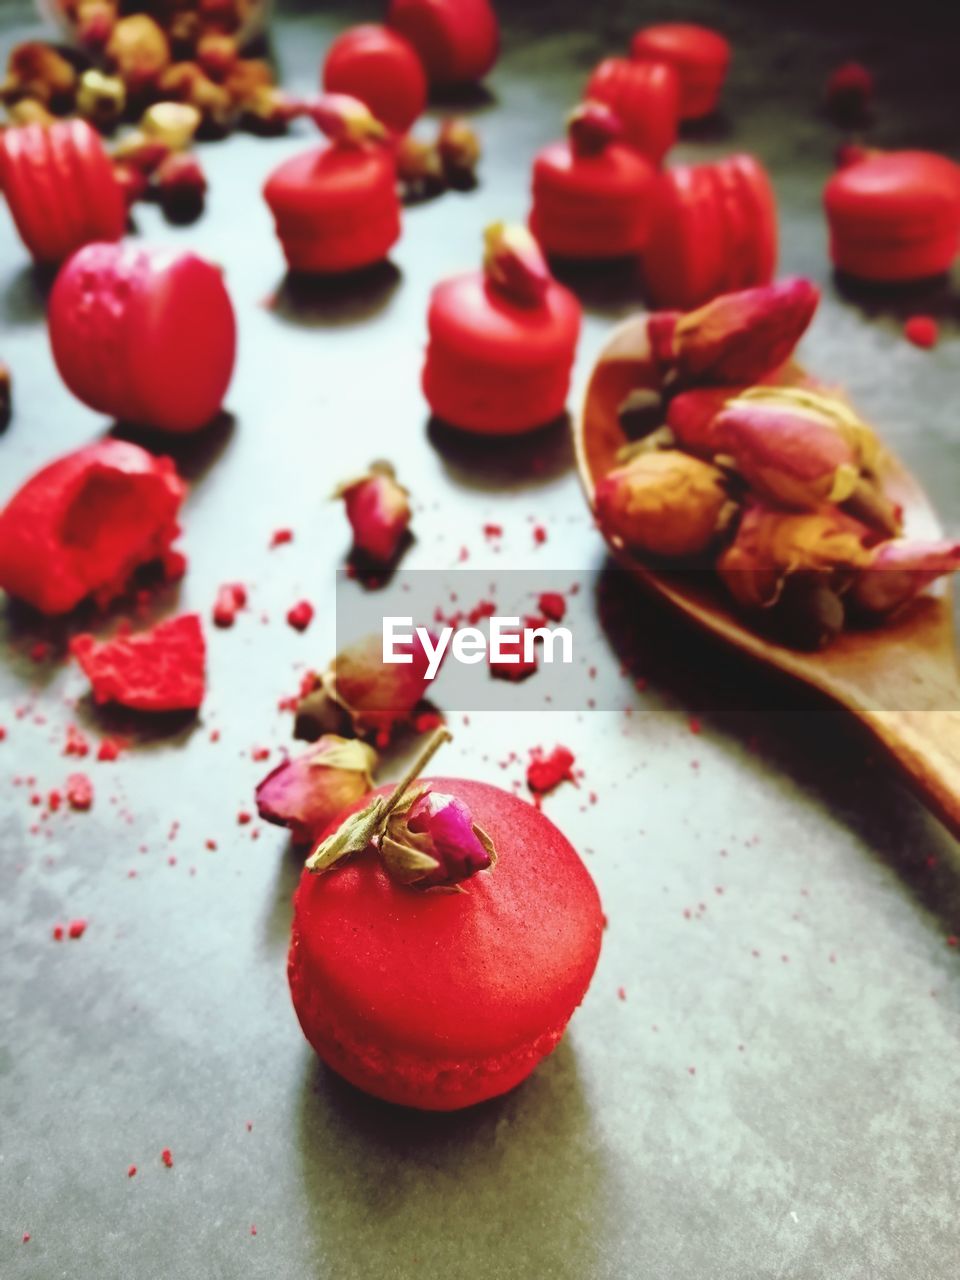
70,613,206,712
0,440,185,616
336,462,411,564
256,736,377,845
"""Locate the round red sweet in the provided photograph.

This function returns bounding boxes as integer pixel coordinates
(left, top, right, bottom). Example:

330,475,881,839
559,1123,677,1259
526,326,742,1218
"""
387,0,498,87
642,154,777,308
0,120,125,265
49,242,236,434
823,150,960,282
422,268,581,434
288,777,603,1110
630,23,731,120
263,144,401,275
529,140,658,259
585,57,680,165
322,24,427,134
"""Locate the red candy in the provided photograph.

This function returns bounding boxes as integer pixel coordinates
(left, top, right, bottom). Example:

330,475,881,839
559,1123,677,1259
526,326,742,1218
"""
387,0,498,88
630,23,731,121
0,120,125,265
289,776,603,1109
323,25,427,134
423,224,581,434
49,242,237,434
823,150,960,282
263,101,401,275
71,614,206,712
584,57,680,165
642,154,778,308
0,440,185,616
529,104,658,259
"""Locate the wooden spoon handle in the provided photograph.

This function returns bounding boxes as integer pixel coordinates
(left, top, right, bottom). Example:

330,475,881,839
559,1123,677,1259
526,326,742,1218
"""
865,710,960,838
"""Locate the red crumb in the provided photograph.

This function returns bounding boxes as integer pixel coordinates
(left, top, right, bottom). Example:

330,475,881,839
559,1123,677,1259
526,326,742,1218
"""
0,727,6,741
213,583,247,628
904,316,939,349
617,986,626,1001
251,746,270,761
947,935,958,948
22,1233,30,1243
457,546,470,562
286,600,314,632
489,635,538,682
532,525,547,544
97,738,122,762
64,724,90,757
413,711,444,733
246,1121,253,1132
66,773,94,811
537,592,566,621
270,528,293,548
237,810,252,825
161,1148,173,1168
70,614,206,713
67,918,87,939
52,924,64,941
48,789,62,812
483,523,503,539
30,641,51,663
688,716,702,735
128,1165,137,1178
526,745,576,797
250,1225,257,1236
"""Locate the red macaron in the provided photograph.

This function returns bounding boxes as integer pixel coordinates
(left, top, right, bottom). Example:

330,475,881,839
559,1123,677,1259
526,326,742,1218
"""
289,773,603,1110
630,23,731,120
584,57,680,165
322,24,428,134
49,241,237,433
529,102,659,260
642,154,778,309
387,0,499,88
0,119,126,266
823,150,960,282
422,223,582,434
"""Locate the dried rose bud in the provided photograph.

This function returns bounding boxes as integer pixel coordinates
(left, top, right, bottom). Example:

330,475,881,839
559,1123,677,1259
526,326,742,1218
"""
437,117,480,183
382,789,495,888
395,133,444,192
307,93,388,146
140,101,202,150
76,70,126,131
567,100,623,156
294,686,353,742
596,449,734,559
336,461,411,565
76,1,117,53
112,160,148,206
4,41,77,110
106,15,171,94
5,98,56,126
726,386,880,476
256,736,377,846
850,539,960,617
717,505,872,611
223,58,274,105
0,362,11,432
661,279,820,387
483,221,552,306
665,387,735,455
326,630,440,743
240,85,296,135
155,152,207,223
197,33,238,83
111,129,171,174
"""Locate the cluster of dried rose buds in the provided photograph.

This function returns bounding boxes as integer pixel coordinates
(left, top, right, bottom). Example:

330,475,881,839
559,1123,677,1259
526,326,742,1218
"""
394,117,482,198
596,279,960,649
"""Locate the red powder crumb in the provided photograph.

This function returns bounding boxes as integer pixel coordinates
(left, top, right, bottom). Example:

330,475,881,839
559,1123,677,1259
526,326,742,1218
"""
904,316,939,349
532,525,547,545
688,716,702,735
161,1148,173,1168
286,600,314,632
30,641,51,663
205,839,217,851
537,592,566,621
52,924,64,941
250,1226,257,1237
210,729,221,743
413,711,444,733
947,935,958,948
22,1233,30,1243
66,773,94,811
237,810,252,825
213,583,247,628
483,523,503,539
688,1066,696,1076
67,918,87,939
251,746,270,761
617,986,626,1001
48,789,62,813
127,1165,137,1178
526,746,576,799
64,725,90,757
0,727,6,741
270,528,293,548
489,636,538,682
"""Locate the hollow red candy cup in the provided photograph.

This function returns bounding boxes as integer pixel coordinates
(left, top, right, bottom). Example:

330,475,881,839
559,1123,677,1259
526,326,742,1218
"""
0,120,126,266
322,25,427,134
630,22,730,121
823,150,960,282
0,439,185,616
642,154,777,309
49,242,237,434
263,143,401,275
584,58,680,165
387,0,498,88
289,776,603,1110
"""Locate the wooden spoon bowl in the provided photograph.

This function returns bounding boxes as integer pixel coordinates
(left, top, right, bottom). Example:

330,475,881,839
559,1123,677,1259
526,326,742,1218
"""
575,312,960,838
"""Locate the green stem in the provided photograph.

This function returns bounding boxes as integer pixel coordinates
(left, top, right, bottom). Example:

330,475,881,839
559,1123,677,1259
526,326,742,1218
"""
381,726,452,819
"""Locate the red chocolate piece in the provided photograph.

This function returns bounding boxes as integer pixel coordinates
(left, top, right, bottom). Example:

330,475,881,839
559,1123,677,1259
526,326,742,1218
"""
529,103,658,260
823,151,960,282
630,23,730,121
387,0,498,88
70,614,206,712
323,25,427,134
642,154,777,309
0,120,125,266
0,440,185,616
263,130,401,275
49,242,236,434
584,57,680,165
422,224,581,434
289,776,603,1109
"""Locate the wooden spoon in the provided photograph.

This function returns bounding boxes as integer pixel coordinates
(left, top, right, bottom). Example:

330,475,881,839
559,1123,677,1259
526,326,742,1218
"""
575,312,960,838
